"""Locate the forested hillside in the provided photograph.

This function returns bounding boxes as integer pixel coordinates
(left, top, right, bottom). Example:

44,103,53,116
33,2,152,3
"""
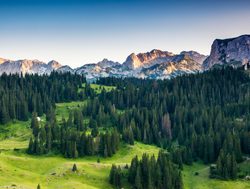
96,67,250,182
0,72,86,124
0,67,249,188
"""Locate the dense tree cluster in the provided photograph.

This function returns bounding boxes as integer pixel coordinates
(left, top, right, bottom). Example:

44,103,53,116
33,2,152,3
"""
109,165,122,188
28,109,120,158
210,150,238,180
0,72,86,124
210,132,242,179
109,151,183,189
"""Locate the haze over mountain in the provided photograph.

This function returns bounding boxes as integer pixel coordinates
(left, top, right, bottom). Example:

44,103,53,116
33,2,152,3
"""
0,35,249,79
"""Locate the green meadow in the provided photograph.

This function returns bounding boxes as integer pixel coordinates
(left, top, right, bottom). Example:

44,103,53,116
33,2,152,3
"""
0,97,249,188
78,83,116,94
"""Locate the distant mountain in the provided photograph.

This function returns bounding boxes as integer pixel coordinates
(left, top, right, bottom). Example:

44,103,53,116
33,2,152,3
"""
57,65,74,73
1,35,249,79
138,53,202,79
180,51,207,65
0,51,207,79
203,35,250,69
123,49,175,69
0,59,62,75
0,58,8,64
72,50,206,80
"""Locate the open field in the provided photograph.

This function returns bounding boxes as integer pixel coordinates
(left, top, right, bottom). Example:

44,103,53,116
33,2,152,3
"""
0,142,160,189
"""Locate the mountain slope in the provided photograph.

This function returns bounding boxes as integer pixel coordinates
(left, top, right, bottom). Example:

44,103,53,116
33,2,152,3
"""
0,59,62,75
138,54,202,79
203,35,250,69
0,50,206,79
123,49,175,69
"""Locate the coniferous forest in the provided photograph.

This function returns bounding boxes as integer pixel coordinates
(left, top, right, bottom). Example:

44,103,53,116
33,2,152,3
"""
0,67,250,188
0,72,86,124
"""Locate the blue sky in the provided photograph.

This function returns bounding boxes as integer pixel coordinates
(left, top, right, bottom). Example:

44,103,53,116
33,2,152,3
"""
0,0,249,67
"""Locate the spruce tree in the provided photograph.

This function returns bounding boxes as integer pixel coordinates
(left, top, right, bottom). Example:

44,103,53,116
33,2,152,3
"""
72,163,77,172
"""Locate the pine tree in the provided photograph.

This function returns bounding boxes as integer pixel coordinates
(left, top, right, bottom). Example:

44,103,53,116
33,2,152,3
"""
31,112,40,137
0,101,10,124
162,113,172,140
72,163,77,172
135,166,142,189
27,137,34,154
91,125,99,137
109,164,116,185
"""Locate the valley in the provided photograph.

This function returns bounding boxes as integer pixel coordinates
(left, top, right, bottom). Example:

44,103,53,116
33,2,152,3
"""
1,0,249,188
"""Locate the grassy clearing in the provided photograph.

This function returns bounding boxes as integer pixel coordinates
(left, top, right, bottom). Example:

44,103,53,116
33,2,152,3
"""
55,101,87,120
0,121,31,150
183,162,250,189
79,83,116,94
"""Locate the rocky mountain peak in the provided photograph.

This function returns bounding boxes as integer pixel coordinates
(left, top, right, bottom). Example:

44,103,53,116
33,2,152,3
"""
203,35,250,69
97,58,120,68
123,53,142,69
48,60,62,70
123,50,175,70
180,51,208,64
1,35,249,79
0,58,8,64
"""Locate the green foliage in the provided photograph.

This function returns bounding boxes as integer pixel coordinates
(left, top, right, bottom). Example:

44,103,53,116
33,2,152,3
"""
115,150,183,189
28,110,120,158
109,164,122,188
0,72,86,124
72,163,77,172
210,150,238,180
96,68,250,180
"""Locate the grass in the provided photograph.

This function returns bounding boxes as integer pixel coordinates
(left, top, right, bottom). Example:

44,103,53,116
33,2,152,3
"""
79,83,116,94
0,99,249,189
0,121,31,150
55,101,87,121
0,142,160,189
183,162,250,189
0,100,160,189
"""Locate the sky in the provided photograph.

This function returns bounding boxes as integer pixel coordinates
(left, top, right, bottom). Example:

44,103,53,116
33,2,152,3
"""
0,0,250,68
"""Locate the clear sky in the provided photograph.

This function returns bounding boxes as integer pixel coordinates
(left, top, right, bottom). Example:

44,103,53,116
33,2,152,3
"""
0,0,249,68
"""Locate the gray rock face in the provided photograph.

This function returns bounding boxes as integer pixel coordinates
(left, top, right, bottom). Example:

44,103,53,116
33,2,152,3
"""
0,49,206,79
0,59,62,75
57,65,74,73
1,35,249,79
123,49,175,69
180,51,207,65
138,54,202,79
203,35,250,69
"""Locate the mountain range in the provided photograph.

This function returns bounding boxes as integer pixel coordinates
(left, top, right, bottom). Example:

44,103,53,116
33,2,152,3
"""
0,35,249,80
